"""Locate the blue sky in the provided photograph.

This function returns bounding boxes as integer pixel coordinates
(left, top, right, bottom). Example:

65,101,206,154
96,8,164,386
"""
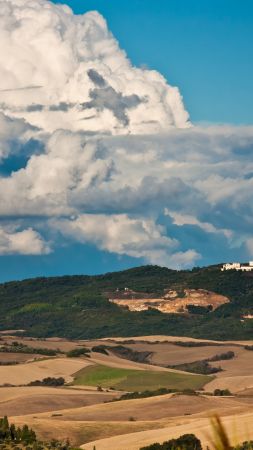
0,0,253,282
55,0,253,125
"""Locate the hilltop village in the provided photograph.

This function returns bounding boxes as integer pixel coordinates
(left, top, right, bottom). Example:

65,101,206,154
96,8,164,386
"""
221,262,253,271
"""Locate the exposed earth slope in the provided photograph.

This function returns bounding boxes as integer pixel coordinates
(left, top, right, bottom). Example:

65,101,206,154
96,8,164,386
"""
110,288,229,313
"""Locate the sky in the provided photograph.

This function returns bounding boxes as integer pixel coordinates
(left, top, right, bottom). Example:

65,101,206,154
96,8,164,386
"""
0,0,252,281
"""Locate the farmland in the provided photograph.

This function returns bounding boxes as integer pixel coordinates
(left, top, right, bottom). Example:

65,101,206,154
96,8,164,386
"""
0,333,251,449
73,364,209,391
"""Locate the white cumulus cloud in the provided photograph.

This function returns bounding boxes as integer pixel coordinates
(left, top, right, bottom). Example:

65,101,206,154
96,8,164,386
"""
52,214,200,268
0,227,50,255
0,0,190,134
0,0,252,265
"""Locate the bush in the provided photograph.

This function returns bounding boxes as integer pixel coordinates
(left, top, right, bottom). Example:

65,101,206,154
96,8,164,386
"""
28,377,65,387
169,351,234,375
66,347,90,357
236,441,253,449
244,345,253,351
110,345,152,363
213,388,232,396
114,387,176,401
187,304,213,314
169,360,222,375
209,351,235,362
140,433,202,449
91,345,109,355
173,341,221,348
0,342,59,356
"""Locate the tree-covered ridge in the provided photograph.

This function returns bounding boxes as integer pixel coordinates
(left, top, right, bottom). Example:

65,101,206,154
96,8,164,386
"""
0,265,253,340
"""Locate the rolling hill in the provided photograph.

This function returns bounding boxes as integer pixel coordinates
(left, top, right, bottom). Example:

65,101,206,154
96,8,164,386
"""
0,264,253,340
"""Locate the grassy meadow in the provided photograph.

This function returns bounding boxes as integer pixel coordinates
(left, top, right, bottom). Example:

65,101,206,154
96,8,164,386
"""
72,364,211,391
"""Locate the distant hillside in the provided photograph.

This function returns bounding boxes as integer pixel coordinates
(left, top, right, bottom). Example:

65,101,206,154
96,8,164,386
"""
0,265,253,340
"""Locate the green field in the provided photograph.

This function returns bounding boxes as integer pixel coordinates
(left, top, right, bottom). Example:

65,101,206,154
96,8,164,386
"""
72,364,211,391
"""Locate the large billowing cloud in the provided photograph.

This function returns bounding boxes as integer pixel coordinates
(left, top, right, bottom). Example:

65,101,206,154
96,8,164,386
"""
0,0,189,134
0,0,252,267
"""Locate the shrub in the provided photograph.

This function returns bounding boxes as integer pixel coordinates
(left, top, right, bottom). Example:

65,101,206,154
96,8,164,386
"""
244,345,253,351
169,360,222,375
0,342,59,356
114,387,176,401
140,434,202,449
28,377,65,387
66,347,90,357
91,345,109,355
213,388,232,396
187,304,213,314
209,351,235,362
173,341,222,347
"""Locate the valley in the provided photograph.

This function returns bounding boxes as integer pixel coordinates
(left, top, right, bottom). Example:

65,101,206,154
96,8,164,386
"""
0,333,253,449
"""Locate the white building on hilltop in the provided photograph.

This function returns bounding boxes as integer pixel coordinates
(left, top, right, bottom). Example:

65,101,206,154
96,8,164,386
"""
221,262,253,272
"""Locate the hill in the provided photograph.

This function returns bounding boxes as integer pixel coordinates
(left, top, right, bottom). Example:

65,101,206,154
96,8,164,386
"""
0,265,253,340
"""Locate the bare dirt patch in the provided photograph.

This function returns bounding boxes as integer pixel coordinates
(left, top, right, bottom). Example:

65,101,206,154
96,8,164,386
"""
110,289,229,314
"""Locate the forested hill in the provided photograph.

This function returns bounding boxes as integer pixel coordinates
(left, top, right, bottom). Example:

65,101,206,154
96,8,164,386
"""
1,264,253,340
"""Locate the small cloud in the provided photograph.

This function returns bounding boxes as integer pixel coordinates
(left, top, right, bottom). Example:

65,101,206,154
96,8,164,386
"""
0,226,51,255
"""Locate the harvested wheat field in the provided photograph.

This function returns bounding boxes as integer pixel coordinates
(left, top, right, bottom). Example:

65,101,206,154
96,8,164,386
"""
1,336,83,352
205,375,253,394
82,410,253,450
0,357,91,385
0,386,118,416
0,352,42,363
9,416,162,446
88,350,192,374
0,335,252,449
33,393,253,422
120,341,238,366
7,391,253,447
